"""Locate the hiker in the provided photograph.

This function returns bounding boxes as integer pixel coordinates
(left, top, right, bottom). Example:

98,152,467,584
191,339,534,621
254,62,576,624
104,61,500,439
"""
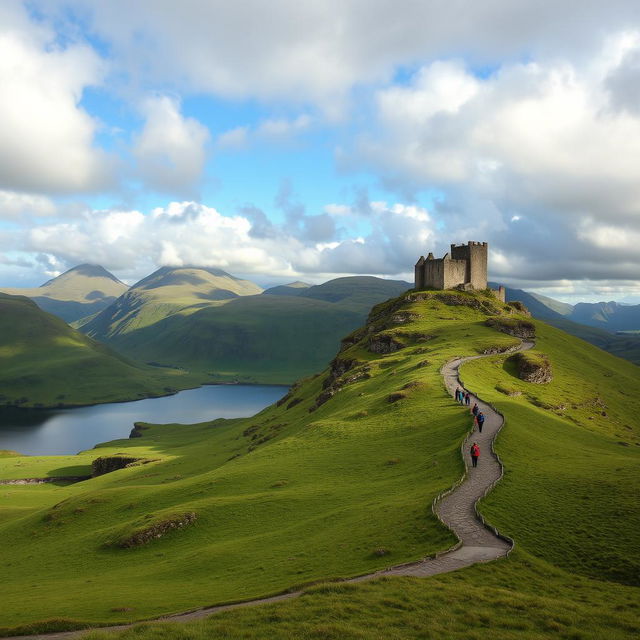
471,402,479,417
455,387,461,402
470,442,480,468
465,392,471,406
459,389,466,405
476,412,485,433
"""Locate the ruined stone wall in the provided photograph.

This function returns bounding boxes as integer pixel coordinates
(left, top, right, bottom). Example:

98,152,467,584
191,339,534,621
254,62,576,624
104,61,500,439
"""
442,259,467,289
423,258,445,288
414,258,425,289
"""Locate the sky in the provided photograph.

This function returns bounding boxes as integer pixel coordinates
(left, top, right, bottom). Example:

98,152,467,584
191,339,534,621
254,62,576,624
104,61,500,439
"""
1,1,640,302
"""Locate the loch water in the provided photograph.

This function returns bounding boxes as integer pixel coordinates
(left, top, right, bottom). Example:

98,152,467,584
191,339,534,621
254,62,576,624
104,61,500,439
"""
0,384,287,456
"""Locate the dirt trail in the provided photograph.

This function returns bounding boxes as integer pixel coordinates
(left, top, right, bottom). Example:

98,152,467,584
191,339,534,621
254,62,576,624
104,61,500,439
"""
7,341,533,640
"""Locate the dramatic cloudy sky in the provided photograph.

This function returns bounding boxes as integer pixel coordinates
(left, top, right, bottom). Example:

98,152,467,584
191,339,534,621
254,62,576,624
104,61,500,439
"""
1,0,640,301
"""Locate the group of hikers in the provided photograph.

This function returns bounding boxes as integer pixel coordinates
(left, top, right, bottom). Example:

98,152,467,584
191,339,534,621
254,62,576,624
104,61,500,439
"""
454,386,485,469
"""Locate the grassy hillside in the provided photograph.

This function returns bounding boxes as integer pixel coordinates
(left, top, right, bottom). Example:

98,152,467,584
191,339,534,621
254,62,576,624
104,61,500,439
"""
0,293,198,408
81,276,409,383
0,289,637,637
81,266,263,340
0,265,129,323
501,284,640,365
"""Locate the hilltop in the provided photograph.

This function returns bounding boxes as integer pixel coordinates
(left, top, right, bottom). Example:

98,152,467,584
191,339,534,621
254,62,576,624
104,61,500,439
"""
0,289,637,637
80,266,263,340
0,292,198,408
80,275,409,383
0,265,129,323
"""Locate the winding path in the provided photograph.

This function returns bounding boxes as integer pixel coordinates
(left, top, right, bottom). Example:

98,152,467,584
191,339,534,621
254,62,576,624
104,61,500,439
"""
7,341,533,640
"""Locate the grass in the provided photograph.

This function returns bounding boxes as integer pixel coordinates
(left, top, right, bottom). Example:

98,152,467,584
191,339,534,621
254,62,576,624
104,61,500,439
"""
0,289,638,636
0,293,200,408
80,554,640,640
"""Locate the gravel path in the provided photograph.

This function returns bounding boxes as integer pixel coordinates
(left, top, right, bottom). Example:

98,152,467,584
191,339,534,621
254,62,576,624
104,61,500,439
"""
7,341,533,639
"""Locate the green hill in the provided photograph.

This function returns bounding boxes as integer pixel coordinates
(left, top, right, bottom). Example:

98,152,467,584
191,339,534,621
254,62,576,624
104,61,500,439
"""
0,293,197,408
81,266,263,341
496,283,640,365
81,276,410,383
0,264,129,323
0,289,637,638
262,281,311,296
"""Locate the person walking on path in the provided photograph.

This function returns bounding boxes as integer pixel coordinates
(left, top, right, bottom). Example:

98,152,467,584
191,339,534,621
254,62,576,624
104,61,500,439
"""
459,389,466,405
465,392,471,406
476,412,485,433
455,387,461,403
470,442,480,468
471,402,479,417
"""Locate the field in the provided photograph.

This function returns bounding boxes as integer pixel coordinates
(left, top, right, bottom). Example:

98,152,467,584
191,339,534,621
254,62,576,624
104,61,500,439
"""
0,290,638,638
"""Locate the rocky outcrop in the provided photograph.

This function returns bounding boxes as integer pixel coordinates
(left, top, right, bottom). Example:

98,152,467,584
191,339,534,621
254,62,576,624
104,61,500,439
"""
369,334,403,354
512,352,553,384
129,423,150,438
92,456,144,477
116,512,198,548
486,316,536,339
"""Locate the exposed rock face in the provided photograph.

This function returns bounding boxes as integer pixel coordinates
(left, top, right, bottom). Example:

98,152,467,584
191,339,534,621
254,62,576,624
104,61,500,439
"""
310,356,371,411
369,334,403,354
92,456,143,477
485,316,536,339
117,512,198,548
512,352,553,384
506,301,531,316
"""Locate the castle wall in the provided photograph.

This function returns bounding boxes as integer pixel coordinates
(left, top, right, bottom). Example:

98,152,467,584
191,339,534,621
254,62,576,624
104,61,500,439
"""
442,259,467,289
423,258,445,289
414,258,425,289
450,241,488,290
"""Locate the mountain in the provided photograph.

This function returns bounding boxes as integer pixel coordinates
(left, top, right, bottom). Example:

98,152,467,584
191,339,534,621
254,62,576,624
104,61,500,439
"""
1,289,637,635
570,300,640,331
495,283,640,365
81,275,410,383
80,266,263,340
0,264,129,323
0,292,196,408
262,281,311,296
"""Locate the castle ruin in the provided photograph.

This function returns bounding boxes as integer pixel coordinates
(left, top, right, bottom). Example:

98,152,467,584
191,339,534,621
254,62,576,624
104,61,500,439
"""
414,241,505,301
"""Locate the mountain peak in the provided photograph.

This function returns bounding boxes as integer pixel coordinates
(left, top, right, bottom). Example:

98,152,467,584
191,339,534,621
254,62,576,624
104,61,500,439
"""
41,264,125,287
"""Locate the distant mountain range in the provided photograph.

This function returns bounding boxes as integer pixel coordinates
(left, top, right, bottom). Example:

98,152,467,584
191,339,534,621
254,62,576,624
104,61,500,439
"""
0,265,128,322
78,268,410,383
490,283,640,365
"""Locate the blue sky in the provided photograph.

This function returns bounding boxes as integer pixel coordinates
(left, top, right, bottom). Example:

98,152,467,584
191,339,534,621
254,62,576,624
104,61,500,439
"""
1,0,640,302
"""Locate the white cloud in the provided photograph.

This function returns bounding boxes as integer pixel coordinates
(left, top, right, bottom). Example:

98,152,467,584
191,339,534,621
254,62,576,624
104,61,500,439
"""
49,1,640,115
216,126,249,150
21,199,436,281
354,34,640,284
133,96,210,195
0,2,112,193
0,191,56,219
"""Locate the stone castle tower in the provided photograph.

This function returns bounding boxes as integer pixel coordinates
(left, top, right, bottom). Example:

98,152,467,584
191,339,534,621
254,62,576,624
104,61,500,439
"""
415,241,505,301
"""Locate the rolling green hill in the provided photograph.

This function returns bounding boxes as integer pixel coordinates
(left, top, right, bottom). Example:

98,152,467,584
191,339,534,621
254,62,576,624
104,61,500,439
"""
0,265,129,323
80,266,263,341
81,276,409,383
262,281,311,296
0,293,198,408
0,289,637,638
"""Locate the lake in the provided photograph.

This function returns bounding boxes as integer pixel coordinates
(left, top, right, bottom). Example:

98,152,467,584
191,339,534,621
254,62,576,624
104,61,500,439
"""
0,384,287,456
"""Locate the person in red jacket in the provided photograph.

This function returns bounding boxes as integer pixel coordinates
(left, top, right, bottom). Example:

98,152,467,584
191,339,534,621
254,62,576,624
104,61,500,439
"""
470,442,480,468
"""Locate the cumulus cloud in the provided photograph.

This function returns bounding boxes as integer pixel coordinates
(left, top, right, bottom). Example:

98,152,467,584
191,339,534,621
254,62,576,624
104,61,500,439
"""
133,96,210,196
20,199,435,283
353,35,640,285
47,1,640,114
0,2,113,193
0,191,56,219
